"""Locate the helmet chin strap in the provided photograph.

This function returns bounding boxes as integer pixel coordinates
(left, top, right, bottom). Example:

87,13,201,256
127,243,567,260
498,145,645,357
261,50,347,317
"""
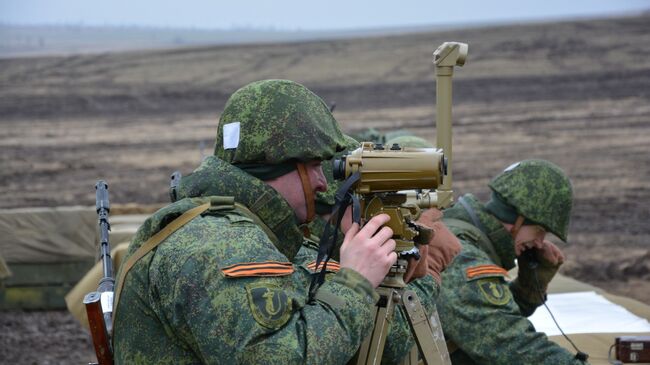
296,162,316,225
510,215,525,243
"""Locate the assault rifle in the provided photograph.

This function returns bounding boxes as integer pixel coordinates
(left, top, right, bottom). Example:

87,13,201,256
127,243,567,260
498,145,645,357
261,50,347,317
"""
83,180,115,365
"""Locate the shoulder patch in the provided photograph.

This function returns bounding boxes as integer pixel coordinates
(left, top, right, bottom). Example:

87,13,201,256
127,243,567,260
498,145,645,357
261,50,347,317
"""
465,264,509,281
246,283,292,329
221,261,294,278
305,260,341,273
476,278,513,306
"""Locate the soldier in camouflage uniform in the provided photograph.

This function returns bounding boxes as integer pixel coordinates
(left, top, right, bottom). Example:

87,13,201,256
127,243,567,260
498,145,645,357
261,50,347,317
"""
435,159,589,364
112,80,424,364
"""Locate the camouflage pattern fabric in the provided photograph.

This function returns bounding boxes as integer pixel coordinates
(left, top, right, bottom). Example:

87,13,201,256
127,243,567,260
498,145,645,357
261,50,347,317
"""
383,130,418,144
437,194,588,365
176,156,305,260
385,135,434,149
489,159,573,241
293,236,441,364
350,128,417,145
350,127,384,145
214,79,346,165
113,156,382,364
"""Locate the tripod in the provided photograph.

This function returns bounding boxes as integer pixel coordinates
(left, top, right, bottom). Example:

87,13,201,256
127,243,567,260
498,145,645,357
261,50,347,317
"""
353,258,451,365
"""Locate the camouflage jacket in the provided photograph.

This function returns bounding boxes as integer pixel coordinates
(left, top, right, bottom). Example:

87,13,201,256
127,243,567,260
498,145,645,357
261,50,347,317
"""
437,194,588,365
113,156,380,364
294,237,441,364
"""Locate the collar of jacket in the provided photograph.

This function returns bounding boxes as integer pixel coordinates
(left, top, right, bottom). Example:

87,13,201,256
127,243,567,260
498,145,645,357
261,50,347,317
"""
176,155,304,261
444,194,517,270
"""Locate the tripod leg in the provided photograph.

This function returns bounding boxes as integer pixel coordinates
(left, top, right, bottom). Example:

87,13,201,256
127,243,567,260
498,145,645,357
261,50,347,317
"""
401,290,451,365
355,287,397,365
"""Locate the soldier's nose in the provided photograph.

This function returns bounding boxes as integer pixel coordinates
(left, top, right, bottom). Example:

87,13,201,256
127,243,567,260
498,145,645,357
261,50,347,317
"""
313,168,327,193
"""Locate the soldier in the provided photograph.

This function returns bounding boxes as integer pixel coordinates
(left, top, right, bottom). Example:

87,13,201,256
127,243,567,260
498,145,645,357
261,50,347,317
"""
435,159,589,364
112,79,422,364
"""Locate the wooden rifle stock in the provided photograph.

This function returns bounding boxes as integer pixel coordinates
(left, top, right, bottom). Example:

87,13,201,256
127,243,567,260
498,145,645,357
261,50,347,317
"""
84,291,114,365
84,180,115,364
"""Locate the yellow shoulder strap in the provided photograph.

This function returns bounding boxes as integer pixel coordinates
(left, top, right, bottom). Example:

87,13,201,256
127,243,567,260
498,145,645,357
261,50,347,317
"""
112,202,210,323
112,199,280,326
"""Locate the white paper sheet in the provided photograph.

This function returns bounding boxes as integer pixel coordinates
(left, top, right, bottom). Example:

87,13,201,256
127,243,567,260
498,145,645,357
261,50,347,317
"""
528,291,650,336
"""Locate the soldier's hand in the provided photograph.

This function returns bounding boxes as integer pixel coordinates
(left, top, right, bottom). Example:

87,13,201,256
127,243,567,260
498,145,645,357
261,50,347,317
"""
412,208,461,284
404,244,429,284
516,241,564,295
339,214,397,288
537,240,565,266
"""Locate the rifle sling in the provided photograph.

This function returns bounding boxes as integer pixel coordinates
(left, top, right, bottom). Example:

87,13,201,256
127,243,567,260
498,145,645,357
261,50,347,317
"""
111,198,280,327
112,202,211,325
458,196,489,236
450,197,502,266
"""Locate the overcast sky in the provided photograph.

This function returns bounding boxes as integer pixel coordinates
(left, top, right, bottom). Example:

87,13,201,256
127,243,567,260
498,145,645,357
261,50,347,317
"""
1,0,648,30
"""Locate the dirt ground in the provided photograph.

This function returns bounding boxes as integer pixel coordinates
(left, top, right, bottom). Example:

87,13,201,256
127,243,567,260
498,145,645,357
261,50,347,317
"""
1,14,649,363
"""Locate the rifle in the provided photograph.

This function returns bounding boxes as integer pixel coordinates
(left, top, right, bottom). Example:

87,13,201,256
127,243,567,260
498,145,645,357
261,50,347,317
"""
83,180,115,365
169,171,182,202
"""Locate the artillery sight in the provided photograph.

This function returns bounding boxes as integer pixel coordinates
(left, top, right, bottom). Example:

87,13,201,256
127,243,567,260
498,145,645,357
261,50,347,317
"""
333,142,446,193
332,142,445,257
343,41,465,365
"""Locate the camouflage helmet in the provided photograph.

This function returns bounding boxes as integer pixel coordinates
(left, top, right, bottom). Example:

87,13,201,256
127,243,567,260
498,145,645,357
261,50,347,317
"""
386,135,433,148
350,128,384,145
384,129,419,144
316,135,360,213
214,79,346,165
488,159,573,241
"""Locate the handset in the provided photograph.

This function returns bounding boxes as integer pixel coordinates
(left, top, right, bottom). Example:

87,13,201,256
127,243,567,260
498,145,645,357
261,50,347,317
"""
520,248,539,269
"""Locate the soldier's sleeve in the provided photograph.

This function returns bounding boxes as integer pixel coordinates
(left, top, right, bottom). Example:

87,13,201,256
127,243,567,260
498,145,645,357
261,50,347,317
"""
510,279,546,316
510,260,562,317
438,258,588,365
154,219,379,365
380,274,440,364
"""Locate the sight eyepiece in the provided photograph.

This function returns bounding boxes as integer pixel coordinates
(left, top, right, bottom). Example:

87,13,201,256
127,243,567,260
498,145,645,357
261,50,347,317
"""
442,156,448,176
332,156,347,181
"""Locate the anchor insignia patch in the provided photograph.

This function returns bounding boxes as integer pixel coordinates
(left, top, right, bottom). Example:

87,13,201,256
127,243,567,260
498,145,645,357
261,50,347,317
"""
246,283,292,329
477,278,512,306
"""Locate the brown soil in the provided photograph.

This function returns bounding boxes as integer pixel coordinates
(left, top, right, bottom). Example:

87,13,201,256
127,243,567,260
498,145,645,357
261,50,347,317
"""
1,14,649,363
0,310,94,364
